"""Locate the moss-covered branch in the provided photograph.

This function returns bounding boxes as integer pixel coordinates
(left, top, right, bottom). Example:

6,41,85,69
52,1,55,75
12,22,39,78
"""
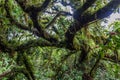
65,0,120,49
5,0,58,43
16,38,52,51
15,0,51,13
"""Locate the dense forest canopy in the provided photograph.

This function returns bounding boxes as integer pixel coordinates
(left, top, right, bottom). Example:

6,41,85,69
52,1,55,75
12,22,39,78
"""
0,0,120,80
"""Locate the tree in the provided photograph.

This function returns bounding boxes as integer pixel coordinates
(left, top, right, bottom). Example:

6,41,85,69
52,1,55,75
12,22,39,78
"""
0,0,120,80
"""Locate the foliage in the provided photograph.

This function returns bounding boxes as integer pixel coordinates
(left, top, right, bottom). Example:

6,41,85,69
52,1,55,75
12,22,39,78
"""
0,0,120,80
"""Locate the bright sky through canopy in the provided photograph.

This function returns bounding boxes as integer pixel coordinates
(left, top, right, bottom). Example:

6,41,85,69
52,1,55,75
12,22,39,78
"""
101,12,120,28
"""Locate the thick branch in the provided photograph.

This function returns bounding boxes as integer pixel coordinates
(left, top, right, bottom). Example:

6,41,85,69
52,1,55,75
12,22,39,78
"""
15,38,72,52
73,0,96,21
15,0,51,13
15,0,57,42
29,12,58,42
16,38,53,51
5,0,58,43
65,0,120,49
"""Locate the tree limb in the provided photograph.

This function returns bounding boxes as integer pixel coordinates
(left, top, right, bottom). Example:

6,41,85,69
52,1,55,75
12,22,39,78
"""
73,0,96,21
15,0,51,13
65,0,120,49
5,0,58,43
16,38,53,51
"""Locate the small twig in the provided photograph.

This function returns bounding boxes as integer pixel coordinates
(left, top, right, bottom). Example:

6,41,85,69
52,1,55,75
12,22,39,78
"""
46,11,61,28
